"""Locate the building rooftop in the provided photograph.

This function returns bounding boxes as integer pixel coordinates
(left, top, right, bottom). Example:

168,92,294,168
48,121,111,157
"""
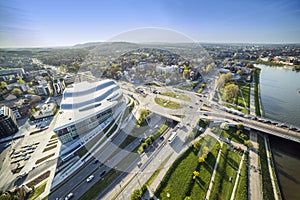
53,79,122,131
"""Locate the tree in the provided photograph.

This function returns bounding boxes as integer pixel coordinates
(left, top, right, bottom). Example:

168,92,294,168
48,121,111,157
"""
202,146,209,155
149,135,155,142
11,88,22,96
236,123,244,130
244,140,253,147
193,170,200,179
224,83,239,101
198,156,205,163
1,81,7,89
182,69,189,78
141,142,148,150
220,122,229,130
205,64,213,73
28,88,36,95
145,138,152,145
131,189,142,200
193,140,202,151
237,70,242,75
17,76,25,84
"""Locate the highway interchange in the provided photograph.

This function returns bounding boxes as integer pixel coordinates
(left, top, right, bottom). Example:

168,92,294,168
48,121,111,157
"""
48,79,300,200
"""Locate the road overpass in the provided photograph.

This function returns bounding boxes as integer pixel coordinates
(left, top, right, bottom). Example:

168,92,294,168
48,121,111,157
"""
200,108,300,144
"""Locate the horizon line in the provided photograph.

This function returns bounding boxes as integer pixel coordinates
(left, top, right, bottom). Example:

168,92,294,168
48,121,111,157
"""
1,40,300,49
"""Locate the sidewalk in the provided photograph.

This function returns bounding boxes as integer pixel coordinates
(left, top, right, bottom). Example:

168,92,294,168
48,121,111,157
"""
249,131,263,200
205,142,223,200
249,80,256,116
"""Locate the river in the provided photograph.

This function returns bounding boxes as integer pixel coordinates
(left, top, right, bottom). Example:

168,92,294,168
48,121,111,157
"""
257,64,300,200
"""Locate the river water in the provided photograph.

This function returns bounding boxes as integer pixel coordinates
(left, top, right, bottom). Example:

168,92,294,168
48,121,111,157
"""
258,64,300,127
257,64,300,200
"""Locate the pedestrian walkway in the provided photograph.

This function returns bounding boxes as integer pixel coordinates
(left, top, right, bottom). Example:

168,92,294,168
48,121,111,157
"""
205,142,223,200
249,81,256,116
264,136,279,200
230,153,245,200
249,131,263,200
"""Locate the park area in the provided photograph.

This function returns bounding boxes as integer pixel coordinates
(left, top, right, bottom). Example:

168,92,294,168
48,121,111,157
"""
154,135,220,200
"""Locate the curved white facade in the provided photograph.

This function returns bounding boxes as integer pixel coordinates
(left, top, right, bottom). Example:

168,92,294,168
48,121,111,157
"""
54,79,125,143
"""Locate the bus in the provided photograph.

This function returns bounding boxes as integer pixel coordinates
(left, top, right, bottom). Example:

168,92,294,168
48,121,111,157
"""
168,132,177,143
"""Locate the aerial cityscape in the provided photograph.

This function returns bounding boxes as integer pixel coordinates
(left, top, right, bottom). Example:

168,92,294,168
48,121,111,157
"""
0,1,300,200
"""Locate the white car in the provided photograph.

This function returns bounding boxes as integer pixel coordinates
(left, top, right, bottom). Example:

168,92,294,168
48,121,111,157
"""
65,193,73,200
86,175,94,182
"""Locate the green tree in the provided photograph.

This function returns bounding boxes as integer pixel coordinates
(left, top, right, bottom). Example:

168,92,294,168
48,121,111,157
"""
16,76,25,84
141,142,148,151
224,83,239,101
27,88,36,95
149,135,155,142
1,81,7,89
145,138,152,145
182,69,189,78
131,189,142,200
244,140,253,147
237,70,242,75
236,123,244,130
193,170,200,179
202,146,209,155
205,64,213,73
193,139,202,151
198,156,205,163
11,88,22,96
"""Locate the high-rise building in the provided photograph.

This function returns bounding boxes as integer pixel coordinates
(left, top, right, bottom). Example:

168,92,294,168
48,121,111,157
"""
0,106,19,138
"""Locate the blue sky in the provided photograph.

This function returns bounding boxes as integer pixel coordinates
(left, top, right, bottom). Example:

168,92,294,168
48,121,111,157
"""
1,0,300,47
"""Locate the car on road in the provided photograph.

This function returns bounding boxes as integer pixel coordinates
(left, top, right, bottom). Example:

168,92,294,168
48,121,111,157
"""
139,138,145,143
93,160,99,164
100,170,106,177
86,175,94,182
65,193,73,200
203,113,208,116
137,162,142,167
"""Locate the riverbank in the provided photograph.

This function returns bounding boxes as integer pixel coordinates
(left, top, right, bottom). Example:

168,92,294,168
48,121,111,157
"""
253,67,263,117
269,135,300,200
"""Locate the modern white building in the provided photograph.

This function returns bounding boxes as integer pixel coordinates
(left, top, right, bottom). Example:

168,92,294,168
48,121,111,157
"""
53,79,125,144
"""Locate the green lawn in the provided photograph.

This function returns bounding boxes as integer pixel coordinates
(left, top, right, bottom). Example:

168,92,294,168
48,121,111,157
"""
234,153,248,200
155,147,198,200
145,153,173,186
35,153,55,164
161,91,192,102
28,181,47,200
254,67,262,116
220,127,249,144
226,104,249,114
79,169,122,200
220,81,250,114
258,134,275,200
210,144,242,200
42,144,57,152
236,82,250,108
189,140,220,199
155,135,219,200
154,97,186,109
